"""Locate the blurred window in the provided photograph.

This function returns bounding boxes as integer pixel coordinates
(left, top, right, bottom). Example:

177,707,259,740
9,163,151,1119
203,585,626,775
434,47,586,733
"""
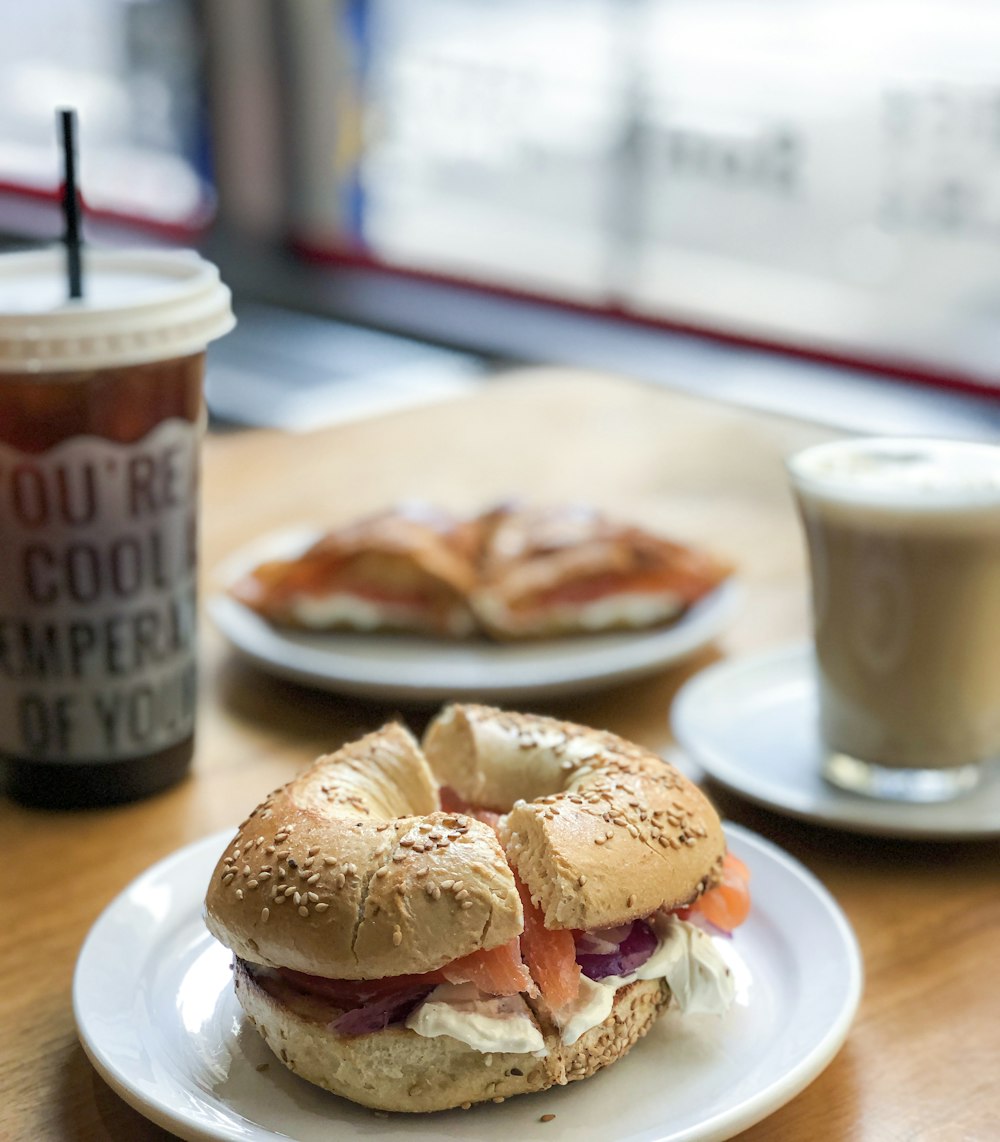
0,1,212,232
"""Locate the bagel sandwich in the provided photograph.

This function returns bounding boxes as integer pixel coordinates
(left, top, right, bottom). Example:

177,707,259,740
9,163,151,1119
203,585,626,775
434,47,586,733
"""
228,501,732,642
229,504,481,638
470,502,733,639
204,707,750,1113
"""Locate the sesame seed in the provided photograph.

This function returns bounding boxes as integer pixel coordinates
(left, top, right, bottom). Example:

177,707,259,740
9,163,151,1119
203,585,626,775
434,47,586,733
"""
627,894,636,907
315,902,329,912
261,907,270,922
376,867,389,878
578,874,587,887
392,928,402,946
440,880,454,890
293,892,302,905
247,879,259,889
235,889,244,900
335,873,346,888
298,905,309,917
461,900,474,910
307,873,320,885
323,857,338,867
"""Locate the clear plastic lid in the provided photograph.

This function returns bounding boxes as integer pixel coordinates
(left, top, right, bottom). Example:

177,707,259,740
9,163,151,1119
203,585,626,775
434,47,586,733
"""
0,246,235,373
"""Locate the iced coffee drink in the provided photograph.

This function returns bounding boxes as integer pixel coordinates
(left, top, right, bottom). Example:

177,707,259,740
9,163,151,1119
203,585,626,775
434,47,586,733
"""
0,248,234,807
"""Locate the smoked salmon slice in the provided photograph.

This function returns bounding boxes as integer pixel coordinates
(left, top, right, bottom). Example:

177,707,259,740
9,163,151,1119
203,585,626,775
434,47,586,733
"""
516,878,581,1010
683,852,751,932
441,938,534,996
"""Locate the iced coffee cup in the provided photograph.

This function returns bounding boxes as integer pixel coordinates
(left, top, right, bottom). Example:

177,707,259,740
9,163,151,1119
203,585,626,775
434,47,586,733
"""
788,436,1000,802
0,247,234,808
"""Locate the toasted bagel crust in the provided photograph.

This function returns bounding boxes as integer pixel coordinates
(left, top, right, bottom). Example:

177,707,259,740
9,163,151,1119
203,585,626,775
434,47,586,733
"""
424,705,726,929
234,959,669,1112
204,723,522,979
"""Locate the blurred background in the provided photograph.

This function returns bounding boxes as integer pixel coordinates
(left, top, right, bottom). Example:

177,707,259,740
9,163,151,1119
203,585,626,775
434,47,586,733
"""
1,0,999,434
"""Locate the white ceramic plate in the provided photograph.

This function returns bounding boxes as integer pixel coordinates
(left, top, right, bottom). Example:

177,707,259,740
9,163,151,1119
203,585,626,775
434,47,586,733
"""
74,824,861,1142
207,527,741,702
672,643,1000,840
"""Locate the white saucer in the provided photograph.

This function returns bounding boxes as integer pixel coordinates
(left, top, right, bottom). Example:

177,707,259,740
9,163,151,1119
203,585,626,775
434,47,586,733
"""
208,527,741,702
73,824,861,1142
672,644,1000,840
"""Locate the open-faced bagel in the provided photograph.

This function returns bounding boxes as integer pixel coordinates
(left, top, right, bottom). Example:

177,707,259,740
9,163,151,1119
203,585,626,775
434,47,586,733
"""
205,706,734,1114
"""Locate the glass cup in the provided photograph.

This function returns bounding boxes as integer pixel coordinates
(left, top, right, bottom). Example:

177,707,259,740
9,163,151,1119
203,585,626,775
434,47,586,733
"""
788,436,1000,802
0,247,234,808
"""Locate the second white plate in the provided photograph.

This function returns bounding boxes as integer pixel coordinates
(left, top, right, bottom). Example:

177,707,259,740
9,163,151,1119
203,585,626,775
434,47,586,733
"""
73,824,862,1142
672,643,1000,840
208,527,741,702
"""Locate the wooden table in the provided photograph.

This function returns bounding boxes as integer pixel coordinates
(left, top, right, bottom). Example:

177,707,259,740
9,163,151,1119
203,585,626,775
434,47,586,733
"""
2,369,998,1141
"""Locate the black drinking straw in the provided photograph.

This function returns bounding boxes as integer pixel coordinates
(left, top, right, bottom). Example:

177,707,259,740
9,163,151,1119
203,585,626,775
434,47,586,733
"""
58,107,83,300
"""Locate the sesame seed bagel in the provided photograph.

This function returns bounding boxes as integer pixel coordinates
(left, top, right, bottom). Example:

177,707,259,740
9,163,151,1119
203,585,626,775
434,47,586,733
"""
204,723,523,979
423,704,726,930
233,958,670,1113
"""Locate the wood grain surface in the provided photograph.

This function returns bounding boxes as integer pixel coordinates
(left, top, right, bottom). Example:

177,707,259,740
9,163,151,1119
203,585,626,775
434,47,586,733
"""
2,369,997,1141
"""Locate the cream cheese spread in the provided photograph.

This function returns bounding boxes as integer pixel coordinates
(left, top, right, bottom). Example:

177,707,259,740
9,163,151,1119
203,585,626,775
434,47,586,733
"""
554,916,736,1045
406,982,548,1056
289,594,474,636
475,592,683,635
405,917,735,1056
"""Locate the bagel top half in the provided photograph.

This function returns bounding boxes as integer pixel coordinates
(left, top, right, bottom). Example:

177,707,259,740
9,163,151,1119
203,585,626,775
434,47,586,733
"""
205,707,725,979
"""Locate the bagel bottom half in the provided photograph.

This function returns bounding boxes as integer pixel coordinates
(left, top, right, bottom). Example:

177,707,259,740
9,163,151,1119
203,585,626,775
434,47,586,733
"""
234,960,669,1113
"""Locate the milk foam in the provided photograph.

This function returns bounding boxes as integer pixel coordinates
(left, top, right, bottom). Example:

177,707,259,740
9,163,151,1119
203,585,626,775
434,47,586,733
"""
789,438,1000,512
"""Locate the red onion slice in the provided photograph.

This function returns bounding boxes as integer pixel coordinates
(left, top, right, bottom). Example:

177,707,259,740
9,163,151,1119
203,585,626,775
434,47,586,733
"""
332,985,435,1036
575,924,634,956
575,920,658,981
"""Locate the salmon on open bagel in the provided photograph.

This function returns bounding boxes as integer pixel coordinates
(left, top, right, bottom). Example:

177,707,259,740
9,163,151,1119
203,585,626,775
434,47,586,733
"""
204,706,751,1113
